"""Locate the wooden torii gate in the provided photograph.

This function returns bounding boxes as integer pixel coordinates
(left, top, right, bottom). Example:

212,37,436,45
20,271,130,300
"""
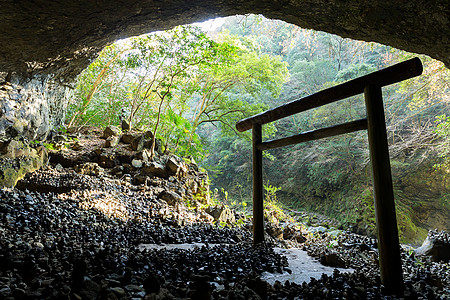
235,57,423,295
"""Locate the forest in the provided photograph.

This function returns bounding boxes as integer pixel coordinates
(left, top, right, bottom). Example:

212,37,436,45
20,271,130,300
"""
66,14,449,245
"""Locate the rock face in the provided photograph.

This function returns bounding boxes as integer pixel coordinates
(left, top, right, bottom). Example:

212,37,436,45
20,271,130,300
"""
0,141,48,187
415,230,450,262
0,76,69,142
0,0,448,78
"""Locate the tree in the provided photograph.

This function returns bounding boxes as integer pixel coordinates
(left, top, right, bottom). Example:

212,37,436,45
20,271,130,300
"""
181,33,289,152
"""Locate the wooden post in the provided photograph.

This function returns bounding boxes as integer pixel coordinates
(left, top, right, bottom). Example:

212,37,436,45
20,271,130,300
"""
252,123,264,244
364,85,404,294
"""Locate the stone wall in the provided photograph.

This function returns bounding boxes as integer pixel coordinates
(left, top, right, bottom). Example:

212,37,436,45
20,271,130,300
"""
0,73,71,143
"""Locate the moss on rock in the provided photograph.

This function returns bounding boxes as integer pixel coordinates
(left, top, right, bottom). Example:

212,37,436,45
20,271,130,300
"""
0,141,47,188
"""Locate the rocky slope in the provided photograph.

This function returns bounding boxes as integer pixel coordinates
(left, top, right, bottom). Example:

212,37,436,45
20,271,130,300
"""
0,128,449,299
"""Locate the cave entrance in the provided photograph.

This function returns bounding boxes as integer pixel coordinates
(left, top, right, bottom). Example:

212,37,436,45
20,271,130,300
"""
236,57,424,294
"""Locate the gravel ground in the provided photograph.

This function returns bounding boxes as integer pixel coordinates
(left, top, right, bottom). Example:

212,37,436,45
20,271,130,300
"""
0,165,449,299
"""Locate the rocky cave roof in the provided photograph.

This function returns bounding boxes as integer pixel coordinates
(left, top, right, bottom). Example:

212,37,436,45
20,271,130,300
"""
0,0,449,80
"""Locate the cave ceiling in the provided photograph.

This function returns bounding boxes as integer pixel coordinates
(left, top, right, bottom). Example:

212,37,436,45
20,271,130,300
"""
0,0,449,80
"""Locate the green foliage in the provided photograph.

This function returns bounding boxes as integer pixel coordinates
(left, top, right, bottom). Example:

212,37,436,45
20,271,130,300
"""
69,14,449,244
433,114,450,170
263,184,294,224
209,15,449,244
69,23,288,161
334,63,377,82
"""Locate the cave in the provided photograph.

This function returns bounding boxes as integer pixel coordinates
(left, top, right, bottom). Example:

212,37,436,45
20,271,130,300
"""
0,0,449,143
0,2,449,298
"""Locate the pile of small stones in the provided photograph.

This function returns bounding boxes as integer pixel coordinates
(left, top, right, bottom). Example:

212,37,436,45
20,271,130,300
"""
301,230,450,299
0,159,449,298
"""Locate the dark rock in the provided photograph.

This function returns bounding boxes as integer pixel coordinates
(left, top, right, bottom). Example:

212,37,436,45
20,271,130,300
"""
0,287,12,298
131,134,145,151
293,233,306,243
206,205,236,225
124,284,144,292
110,287,126,297
49,151,85,167
143,272,161,294
144,130,154,140
121,133,136,144
415,233,450,262
79,280,101,300
12,288,26,299
98,152,119,168
159,190,183,206
121,119,130,131
246,275,268,299
141,162,167,178
102,126,121,138
133,174,148,185
72,258,87,291
133,150,150,163
144,138,162,154
166,156,188,177
188,275,212,300
105,136,120,148
320,253,346,268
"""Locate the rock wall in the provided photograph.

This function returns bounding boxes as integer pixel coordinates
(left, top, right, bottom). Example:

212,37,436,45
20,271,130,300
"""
0,1,449,77
0,73,71,142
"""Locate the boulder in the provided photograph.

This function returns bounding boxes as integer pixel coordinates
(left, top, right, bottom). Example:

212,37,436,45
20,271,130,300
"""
121,133,136,144
144,130,154,140
144,138,162,154
206,205,235,225
0,140,23,158
292,232,306,243
131,134,145,151
131,159,143,168
133,150,150,163
282,225,298,240
79,280,101,300
159,190,183,206
141,162,168,178
98,153,119,168
133,174,148,185
415,234,450,262
166,156,188,177
266,222,283,240
121,119,130,131
320,253,346,268
0,142,48,187
143,272,161,294
102,125,121,138
104,136,120,148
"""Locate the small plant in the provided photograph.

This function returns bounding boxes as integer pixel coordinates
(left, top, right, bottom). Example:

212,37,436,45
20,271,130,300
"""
43,143,57,151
